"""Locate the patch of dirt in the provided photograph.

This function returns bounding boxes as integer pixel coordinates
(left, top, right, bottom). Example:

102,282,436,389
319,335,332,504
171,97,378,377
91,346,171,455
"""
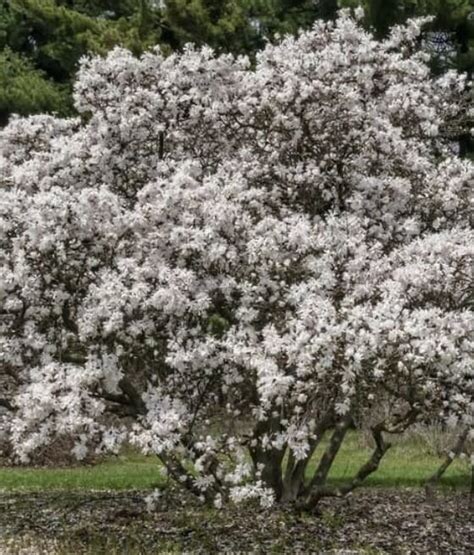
0,488,472,553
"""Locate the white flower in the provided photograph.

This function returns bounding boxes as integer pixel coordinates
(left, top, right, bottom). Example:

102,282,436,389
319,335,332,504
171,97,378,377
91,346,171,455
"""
1,10,472,507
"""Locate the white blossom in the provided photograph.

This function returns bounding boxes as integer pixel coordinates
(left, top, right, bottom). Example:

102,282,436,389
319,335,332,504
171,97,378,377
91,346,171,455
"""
0,11,472,506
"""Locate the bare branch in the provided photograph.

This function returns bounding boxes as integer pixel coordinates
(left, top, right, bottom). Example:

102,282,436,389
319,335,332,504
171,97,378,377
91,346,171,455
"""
0,397,14,411
303,424,391,509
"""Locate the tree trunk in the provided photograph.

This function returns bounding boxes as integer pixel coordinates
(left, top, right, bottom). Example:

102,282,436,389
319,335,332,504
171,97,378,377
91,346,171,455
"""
249,447,284,499
470,463,474,510
281,416,332,504
425,428,469,499
301,424,391,510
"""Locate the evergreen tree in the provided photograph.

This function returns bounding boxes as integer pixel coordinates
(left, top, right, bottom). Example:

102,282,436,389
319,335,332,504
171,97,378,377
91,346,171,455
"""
0,0,165,122
161,1,341,54
0,0,341,125
162,0,258,53
250,0,338,39
0,48,69,125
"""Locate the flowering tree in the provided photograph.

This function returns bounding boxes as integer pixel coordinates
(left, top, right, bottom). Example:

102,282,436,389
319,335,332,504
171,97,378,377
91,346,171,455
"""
1,11,473,508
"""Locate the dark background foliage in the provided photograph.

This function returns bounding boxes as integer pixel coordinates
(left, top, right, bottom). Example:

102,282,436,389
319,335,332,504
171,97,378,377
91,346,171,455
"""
0,0,472,152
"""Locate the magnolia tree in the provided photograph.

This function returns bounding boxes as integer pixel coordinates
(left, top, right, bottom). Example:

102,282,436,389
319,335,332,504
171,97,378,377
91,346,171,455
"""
0,11,473,508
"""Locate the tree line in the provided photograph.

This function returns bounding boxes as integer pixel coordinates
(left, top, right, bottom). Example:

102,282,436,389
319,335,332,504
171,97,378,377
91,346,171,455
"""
1,1,473,130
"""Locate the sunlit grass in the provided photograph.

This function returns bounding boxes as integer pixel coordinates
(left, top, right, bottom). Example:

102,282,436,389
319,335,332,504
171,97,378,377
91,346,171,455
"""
312,431,469,490
0,431,469,492
0,451,165,492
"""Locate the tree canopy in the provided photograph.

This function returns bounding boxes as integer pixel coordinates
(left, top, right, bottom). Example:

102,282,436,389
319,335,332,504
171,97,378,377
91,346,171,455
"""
1,1,473,125
1,13,472,508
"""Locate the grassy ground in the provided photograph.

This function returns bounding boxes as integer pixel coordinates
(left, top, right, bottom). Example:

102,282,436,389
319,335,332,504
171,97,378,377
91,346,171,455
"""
0,432,471,553
0,431,470,492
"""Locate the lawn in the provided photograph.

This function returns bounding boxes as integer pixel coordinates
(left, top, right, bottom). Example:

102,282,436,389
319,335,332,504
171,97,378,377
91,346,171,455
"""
0,432,471,553
0,431,469,492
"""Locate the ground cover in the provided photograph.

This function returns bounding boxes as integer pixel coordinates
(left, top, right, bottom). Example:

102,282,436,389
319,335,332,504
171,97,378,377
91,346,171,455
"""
0,489,472,554
0,432,469,492
1,432,471,553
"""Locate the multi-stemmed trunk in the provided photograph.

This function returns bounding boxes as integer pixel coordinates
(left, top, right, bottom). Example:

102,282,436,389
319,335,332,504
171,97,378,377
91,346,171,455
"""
249,417,392,509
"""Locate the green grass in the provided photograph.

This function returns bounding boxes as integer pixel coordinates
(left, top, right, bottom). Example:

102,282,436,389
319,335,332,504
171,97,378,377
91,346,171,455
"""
0,432,470,492
311,431,469,490
0,450,166,492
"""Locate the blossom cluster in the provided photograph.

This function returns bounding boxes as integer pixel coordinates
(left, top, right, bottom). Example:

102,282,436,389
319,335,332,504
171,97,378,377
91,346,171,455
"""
0,11,472,505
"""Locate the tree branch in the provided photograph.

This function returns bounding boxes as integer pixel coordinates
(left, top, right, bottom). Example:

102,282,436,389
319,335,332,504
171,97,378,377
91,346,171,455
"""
305,415,353,493
303,424,391,509
425,427,469,497
0,397,14,411
118,377,146,415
